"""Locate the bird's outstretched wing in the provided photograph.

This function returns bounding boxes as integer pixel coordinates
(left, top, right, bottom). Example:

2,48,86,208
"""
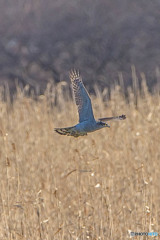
99,114,126,121
69,70,95,123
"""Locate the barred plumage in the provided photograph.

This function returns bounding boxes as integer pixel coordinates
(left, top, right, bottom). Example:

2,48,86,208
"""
54,126,87,137
69,70,94,123
55,70,126,137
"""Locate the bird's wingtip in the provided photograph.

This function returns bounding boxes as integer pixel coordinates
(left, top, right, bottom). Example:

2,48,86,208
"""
69,69,80,79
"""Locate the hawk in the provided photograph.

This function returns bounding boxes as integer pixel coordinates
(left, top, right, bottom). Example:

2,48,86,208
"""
55,70,126,137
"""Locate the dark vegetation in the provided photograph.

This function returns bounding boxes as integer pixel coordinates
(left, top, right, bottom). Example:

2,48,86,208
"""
0,0,160,94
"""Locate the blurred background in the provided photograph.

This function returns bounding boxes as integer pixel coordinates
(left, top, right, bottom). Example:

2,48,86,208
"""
0,1,160,238
0,0,160,94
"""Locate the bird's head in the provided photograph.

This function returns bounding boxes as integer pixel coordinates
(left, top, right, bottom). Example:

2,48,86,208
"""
97,121,110,128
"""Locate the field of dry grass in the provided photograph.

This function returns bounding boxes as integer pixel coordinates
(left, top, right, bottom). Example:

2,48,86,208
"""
0,76,159,239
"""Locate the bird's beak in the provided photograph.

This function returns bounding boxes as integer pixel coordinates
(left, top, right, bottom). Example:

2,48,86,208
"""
105,123,110,128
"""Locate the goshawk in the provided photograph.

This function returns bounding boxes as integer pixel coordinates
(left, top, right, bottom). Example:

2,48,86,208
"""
55,70,126,137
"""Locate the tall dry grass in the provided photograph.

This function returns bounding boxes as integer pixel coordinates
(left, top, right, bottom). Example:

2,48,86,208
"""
0,75,159,240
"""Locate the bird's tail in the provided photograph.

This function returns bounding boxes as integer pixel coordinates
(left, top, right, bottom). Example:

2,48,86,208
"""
54,126,87,137
54,126,75,136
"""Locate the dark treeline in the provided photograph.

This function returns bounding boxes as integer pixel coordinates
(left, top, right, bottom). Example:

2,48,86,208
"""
0,0,160,94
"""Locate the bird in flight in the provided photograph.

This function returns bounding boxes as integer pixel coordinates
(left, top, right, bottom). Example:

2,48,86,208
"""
55,70,126,137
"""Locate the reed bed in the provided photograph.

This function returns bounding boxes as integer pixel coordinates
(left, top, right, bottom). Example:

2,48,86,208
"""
0,75,159,239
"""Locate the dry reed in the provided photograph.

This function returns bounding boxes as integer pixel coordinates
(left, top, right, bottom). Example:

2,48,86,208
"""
0,74,159,240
